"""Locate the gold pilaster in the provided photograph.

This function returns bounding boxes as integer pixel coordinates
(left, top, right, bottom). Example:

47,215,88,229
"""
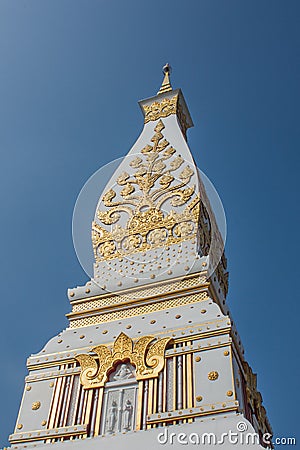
83,390,94,431
162,364,167,413
147,379,154,429
94,387,104,436
173,353,177,422
136,381,144,431
63,375,74,427
187,342,194,423
153,378,158,414
71,376,81,427
182,344,187,411
48,376,63,430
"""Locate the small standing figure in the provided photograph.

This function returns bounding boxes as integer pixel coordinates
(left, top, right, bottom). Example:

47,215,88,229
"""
113,363,134,381
123,399,133,431
107,400,117,433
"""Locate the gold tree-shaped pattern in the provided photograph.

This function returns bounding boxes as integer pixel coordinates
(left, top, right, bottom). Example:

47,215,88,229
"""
92,120,200,260
97,120,195,226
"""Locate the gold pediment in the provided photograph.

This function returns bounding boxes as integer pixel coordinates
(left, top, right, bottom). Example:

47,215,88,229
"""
76,332,172,389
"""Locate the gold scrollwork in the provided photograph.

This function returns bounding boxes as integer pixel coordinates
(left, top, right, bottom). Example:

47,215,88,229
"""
76,332,172,389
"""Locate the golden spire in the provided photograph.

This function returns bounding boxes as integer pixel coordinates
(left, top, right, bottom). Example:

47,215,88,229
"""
157,63,173,94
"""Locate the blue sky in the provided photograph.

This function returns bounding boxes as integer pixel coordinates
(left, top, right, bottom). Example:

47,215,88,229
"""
0,0,299,446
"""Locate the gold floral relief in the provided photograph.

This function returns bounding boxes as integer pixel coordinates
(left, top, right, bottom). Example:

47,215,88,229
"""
142,95,178,123
76,332,172,389
92,120,200,261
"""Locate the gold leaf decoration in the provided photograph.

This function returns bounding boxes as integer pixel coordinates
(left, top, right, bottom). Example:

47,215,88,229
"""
130,157,143,168
93,121,199,261
76,333,172,389
142,96,178,123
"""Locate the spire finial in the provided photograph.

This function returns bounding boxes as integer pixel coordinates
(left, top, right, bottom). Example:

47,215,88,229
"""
157,63,173,94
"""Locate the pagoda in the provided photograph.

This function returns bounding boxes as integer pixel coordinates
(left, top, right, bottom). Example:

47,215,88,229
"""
7,66,272,449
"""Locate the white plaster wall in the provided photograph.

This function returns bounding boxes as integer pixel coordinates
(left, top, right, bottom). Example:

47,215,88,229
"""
10,414,268,449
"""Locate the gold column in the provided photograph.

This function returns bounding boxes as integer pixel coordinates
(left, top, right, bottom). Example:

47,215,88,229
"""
147,379,154,429
71,376,81,426
78,388,88,439
56,376,68,428
135,381,144,431
172,353,177,425
152,378,158,428
162,364,167,413
63,375,75,427
69,377,81,440
142,380,149,430
76,385,85,426
94,387,104,436
173,355,177,412
83,389,94,431
182,344,187,411
48,376,63,430
186,341,194,423
153,378,158,414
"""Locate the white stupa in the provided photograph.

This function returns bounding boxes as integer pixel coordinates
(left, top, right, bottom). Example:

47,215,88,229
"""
6,65,272,450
